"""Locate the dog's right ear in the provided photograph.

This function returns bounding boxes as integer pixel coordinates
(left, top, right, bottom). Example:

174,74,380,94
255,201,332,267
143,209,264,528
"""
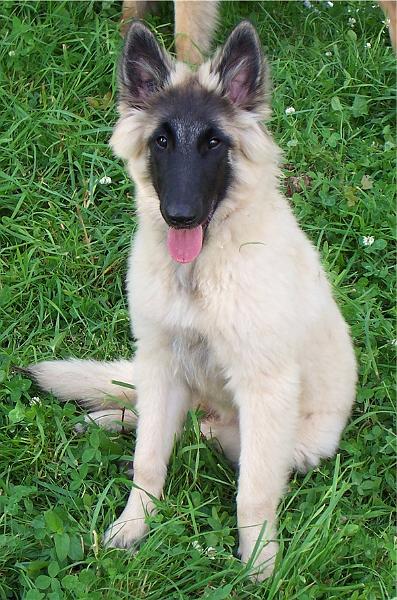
120,21,172,109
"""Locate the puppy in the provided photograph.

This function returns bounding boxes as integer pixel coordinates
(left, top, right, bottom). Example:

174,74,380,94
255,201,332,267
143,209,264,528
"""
28,21,357,579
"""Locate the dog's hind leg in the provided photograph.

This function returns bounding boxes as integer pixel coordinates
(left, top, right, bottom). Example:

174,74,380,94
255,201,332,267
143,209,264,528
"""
120,1,158,36
293,329,356,472
175,0,219,64
379,1,396,49
201,419,240,464
292,410,351,473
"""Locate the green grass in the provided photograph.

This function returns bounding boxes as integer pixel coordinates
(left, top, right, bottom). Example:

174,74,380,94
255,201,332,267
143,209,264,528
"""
0,1,395,598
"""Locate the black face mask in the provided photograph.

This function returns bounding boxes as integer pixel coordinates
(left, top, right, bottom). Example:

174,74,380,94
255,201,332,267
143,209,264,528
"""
148,88,233,232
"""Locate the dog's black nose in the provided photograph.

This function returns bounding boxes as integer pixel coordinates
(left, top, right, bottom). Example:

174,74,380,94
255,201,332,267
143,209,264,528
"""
165,209,198,228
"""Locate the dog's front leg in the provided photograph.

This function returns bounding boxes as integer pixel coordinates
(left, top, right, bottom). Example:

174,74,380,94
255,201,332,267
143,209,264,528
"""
234,366,299,580
103,345,189,549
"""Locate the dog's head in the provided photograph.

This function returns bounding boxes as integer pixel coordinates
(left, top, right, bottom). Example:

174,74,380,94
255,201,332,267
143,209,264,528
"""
111,21,270,263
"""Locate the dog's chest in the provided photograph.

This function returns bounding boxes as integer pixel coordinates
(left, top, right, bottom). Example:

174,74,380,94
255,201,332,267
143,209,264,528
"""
134,251,230,398
171,328,222,393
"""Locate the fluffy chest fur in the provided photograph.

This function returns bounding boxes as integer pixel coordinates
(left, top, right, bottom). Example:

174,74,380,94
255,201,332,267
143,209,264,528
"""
171,328,227,397
128,236,237,413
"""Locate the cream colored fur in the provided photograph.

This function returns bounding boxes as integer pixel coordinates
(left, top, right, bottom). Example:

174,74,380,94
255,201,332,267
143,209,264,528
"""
28,44,357,581
175,0,219,64
29,358,136,408
121,0,219,63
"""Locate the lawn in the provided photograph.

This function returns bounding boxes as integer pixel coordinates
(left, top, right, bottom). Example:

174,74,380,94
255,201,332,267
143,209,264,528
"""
0,1,395,598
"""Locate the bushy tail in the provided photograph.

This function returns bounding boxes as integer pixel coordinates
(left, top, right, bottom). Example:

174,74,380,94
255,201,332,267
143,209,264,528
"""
24,358,138,432
25,358,136,409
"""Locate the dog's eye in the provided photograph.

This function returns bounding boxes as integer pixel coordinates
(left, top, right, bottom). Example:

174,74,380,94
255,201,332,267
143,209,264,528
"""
156,135,168,149
208,138,221,150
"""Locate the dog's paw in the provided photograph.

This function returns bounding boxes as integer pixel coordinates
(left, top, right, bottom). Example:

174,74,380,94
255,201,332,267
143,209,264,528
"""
103,511,148,550
239,537,278,582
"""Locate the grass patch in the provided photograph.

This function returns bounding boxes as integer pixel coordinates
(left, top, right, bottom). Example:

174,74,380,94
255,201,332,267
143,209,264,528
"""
0,1,395,598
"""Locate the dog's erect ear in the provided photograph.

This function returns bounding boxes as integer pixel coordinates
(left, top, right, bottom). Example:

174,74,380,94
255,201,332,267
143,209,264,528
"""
120,21,172,108
211,21,268,111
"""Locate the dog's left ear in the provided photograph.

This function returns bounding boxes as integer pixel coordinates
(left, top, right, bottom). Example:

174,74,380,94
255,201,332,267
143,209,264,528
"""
211,21,268,111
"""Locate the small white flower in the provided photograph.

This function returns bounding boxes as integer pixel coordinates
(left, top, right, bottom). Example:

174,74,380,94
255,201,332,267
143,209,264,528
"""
326,1,334,7
303,0,313,8
192,540,204,552
99,176,112,185
285,106,296,115
30,396,41,405
362,235,375,247
348,17,356,27
206,547,216,559
8,50,15,57
325,51,332,57
365,42,371,48
382,17,391,26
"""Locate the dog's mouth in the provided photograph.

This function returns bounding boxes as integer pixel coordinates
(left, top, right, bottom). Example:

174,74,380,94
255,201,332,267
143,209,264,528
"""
166,206,216,264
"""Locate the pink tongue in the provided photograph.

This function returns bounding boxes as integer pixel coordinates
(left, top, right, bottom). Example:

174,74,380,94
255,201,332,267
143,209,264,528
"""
167,226,203,263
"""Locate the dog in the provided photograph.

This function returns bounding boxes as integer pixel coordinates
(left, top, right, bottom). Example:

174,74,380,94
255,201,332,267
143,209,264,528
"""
26,21,357,580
